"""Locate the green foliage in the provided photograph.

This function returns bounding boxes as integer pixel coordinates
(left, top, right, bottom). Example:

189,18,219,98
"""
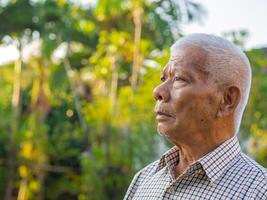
240,49,267,166
0,0,37,37
0,0,266,200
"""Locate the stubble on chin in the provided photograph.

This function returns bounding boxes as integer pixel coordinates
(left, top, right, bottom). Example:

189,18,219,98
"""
157,127,164,136
156,124,178,144
157,125,167,138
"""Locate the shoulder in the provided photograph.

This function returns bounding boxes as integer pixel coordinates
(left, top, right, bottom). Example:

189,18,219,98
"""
239,153,267,178
133,159,161,182
123,159,161,199
235,153,267,196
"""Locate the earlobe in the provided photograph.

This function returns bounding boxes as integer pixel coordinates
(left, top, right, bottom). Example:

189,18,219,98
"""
216,86,241,117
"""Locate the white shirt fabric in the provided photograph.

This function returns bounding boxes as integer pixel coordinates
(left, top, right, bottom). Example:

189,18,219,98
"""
124,136,267,199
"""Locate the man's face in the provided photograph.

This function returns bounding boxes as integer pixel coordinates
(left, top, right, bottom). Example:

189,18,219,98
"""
153,46,221,143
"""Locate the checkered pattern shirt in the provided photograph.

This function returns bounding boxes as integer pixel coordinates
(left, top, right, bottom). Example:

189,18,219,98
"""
124,136,267,199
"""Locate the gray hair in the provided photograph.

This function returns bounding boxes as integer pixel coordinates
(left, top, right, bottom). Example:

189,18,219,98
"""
171,33,252,134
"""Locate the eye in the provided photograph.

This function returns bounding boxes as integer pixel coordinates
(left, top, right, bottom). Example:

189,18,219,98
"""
174,76,187,82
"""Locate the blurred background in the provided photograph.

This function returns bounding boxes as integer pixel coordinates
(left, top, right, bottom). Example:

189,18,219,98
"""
0,0,266,199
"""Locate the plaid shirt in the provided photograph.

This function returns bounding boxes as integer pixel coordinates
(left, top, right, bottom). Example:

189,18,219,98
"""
124,136,267,199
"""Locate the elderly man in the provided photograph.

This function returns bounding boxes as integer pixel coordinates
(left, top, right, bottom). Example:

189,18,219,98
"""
124,34,267,199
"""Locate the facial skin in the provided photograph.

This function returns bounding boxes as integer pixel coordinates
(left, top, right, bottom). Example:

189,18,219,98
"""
153,46,241,177
154,46,220,143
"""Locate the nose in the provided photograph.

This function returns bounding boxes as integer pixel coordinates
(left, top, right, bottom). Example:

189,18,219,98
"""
153,83,170,102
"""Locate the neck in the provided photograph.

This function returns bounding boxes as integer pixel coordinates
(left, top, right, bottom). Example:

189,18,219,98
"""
172,127,234,178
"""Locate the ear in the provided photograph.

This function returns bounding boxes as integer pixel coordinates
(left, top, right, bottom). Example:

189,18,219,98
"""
216,86,241,117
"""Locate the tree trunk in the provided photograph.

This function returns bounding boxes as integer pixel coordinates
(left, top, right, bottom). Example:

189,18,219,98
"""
17,179,28,200
33,60,50,200
103,54,118,199
109,55,118,113
5,41,23,200
131,5,143,91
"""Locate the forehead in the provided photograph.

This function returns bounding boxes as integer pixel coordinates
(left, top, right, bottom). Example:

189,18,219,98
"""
163,46,209,76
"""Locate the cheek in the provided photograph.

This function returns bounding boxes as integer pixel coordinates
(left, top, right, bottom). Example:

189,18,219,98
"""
193,94,219,123
171,90,196,116
172,90,217,123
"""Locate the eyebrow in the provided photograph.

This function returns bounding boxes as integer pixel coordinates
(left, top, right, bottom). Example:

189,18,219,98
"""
161,65,192,79
161,60,209,81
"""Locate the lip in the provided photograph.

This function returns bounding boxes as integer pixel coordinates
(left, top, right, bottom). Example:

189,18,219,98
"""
155,111,174,121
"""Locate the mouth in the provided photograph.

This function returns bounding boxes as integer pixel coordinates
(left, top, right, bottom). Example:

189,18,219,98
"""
156,111,173,117
155,111,174,121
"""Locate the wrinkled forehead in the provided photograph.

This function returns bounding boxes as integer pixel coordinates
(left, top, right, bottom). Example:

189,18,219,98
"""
163,46,209,76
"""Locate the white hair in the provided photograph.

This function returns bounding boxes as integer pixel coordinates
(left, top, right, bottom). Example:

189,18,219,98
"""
171,33,252,134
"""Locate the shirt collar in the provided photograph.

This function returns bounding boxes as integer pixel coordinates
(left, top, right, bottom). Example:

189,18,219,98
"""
197,136,241,183
156,145,179,172
156,136,241,183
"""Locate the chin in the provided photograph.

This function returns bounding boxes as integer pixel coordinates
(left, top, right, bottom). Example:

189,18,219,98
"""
157,124,175,140
157,123,185,143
